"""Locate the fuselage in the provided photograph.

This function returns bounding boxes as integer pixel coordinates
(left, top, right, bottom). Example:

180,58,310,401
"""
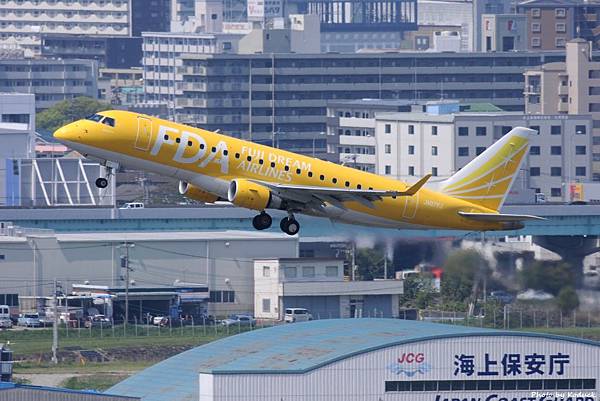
54,110,504,231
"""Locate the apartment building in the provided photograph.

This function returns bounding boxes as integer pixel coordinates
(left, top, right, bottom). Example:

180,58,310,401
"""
524,39,600,179
0,58,98,110
0,0,130,54
142,50,564,154
517,0,600,50
374,101,592,202
98,67,143,105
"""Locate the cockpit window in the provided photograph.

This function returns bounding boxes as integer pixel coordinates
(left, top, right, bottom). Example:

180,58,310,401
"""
102,117,115,127
86,114,104,122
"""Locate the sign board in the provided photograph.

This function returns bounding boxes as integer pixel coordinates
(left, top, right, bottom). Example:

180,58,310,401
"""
248,0,283,21
222,22,253,35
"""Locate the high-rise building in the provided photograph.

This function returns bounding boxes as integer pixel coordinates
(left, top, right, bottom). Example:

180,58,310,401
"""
131,0,171,36
524,39,600,179
0,59,98,110
482,14,528,52
142,50,565,154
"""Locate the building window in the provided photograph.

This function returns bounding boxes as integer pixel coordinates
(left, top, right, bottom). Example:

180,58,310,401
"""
458,147,469,156
385,165,392,175
531,37,541,47
408,145,415,155
589,70,600,79
532,8,541,18
209,290,235,303
385,124,391,134
408,166,415,176
325,266,339,277
476,127,487,136
408,125,415,135
551,146,562,155
589,87,600,96
302,266,315,278
555,37,566,48
530,146,541,155
385,144,392,154
530,167,540,176
575,125,587,135
589,103,600,112
551,125,561,135
262,266,270,277
551,187,562,197
576,167,587,176
431,146,438,156
555,23,566,33
262,298,270,313
284,266,297,278
458,127,469,136
551,167,562,176
432,167,438,176
476,147,486,155
531,23,541,33
432,126,438,135
555,8,566,18
576,145,587,155
529,125,540,134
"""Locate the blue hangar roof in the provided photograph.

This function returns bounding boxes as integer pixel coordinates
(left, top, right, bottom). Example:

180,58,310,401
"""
107,318,599,401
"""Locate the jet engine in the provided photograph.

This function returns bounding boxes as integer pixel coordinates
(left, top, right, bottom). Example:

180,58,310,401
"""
178,181,219,203
227,179,282,211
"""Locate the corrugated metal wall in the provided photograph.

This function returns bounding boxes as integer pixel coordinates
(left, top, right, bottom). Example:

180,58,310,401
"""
208,336,600,401
0,388,138,401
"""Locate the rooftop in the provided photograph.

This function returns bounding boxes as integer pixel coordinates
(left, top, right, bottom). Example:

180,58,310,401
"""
107,319,599,401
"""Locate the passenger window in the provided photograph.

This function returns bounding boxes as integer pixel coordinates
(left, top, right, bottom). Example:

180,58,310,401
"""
223,149,228,156
187,140,193,147
296,168,301,174
332,178,337,184
357,184,362,189
308,171,313,177
211,146,216,152
164,134,169,140
258,159,263,164
176,138,181,143
235,153,240,159
320,174,325,181
200,144,205,149
284,165,289,171
345,181,350,187
270,162,275,167
247,156,252,161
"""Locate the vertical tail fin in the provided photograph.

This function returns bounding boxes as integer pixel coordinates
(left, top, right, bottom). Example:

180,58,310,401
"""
440,127,534,211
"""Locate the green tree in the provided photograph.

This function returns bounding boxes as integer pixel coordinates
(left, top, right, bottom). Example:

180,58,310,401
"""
556,286,579,313
441,249,488,305
399,274,437,309
37,97,110,133
520,261,574,296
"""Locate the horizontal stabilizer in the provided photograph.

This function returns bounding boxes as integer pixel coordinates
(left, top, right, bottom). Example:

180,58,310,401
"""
458,211,545,222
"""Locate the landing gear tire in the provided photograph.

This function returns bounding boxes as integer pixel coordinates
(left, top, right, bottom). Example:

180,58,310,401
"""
252,212,272,230
280,217,300,236
95,177,109,189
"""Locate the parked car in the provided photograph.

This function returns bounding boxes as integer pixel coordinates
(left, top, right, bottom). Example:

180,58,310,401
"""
284,308,313,323
220,314,255,327
120,202,144,210
38,312,53,327
0,318,12,329
84,315,112,328
17,313,41,327
152,315,169,327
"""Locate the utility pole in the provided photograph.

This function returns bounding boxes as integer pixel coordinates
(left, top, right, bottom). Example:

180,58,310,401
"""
52,278,59,364
351,242,356,281
118,242,135,328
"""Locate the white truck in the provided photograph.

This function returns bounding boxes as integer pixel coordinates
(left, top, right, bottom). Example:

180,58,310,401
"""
569,183,600,204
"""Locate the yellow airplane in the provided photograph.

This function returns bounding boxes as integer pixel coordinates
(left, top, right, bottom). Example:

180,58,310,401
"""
53,110,542,235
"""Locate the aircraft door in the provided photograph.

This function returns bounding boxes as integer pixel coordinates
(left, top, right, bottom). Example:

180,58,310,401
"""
402,192,419,219
135,117,152,151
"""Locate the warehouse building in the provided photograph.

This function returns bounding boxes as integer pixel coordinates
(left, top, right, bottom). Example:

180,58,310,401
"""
108,318,600,401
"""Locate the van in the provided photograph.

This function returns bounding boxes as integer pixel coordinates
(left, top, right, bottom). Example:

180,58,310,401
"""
284,308,313,323
119,202,145,210
0,305,9,320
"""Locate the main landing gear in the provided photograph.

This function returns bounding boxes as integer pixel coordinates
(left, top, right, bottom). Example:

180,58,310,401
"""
95,162,118,189
252,211,301,236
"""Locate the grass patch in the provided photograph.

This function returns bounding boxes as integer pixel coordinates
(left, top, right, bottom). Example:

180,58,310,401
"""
514,327,600,341
13,360,157,374
60,374,130,392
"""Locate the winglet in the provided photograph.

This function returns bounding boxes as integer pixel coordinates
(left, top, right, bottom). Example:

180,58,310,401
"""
402,174,432,196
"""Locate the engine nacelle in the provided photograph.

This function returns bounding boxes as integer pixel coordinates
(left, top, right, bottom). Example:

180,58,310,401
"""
179,181,219,203
227,179,282,211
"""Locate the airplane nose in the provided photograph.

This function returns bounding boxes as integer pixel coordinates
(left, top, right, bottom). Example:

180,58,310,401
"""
53,123,79,142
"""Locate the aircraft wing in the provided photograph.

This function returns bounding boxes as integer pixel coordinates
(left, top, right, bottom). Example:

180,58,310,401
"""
458,212,545,222
253,174,431,210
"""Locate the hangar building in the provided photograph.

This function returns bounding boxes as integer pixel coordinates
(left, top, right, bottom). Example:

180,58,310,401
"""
108,319,599,401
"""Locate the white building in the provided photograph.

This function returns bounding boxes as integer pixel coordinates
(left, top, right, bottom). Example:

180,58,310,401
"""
109,318,600,401
254,258,403,320
0,228,297,317
374,101,593,202
0,0,131,55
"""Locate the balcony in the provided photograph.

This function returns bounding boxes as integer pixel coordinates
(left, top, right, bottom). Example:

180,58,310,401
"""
524,85,541,95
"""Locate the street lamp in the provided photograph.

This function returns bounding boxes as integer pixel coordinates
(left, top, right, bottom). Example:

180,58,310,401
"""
312,131,326,157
